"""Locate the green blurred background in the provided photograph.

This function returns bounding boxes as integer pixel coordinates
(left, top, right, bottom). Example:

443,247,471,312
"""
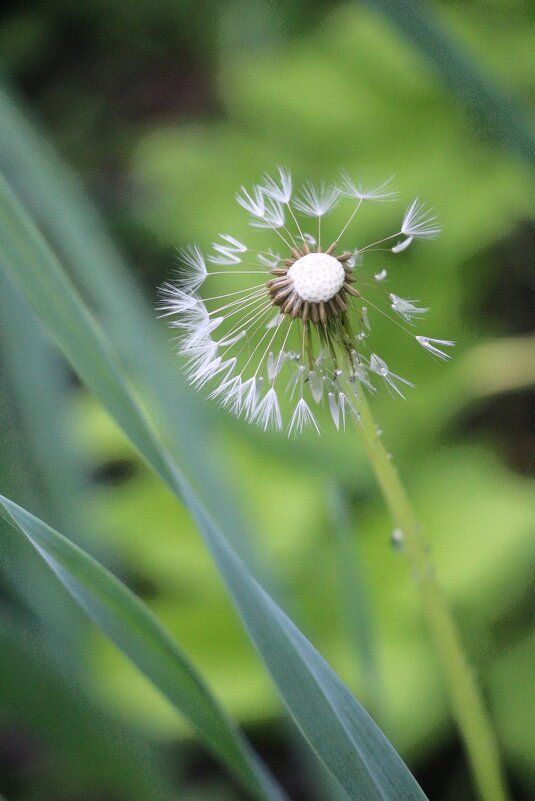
1,1,535,799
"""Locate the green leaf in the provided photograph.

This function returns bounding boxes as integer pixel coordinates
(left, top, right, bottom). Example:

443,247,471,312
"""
0,495,286,801
0,84,259,572
363,0,535,166
0,270,89,646
0,175,428,800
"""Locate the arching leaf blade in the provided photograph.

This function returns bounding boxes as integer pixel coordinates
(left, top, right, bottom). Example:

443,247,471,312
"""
0,495,287,801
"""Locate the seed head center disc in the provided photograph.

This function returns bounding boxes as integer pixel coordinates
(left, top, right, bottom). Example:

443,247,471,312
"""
288,252,345,304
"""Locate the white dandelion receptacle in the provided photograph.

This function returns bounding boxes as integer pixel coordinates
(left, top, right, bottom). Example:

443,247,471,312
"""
158,168,454,435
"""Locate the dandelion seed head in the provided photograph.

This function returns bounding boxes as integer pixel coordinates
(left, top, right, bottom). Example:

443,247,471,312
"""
288,253,345,304
159,170,452,434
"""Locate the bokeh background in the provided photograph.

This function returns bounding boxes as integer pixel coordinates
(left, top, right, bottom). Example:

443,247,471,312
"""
1,1,535,799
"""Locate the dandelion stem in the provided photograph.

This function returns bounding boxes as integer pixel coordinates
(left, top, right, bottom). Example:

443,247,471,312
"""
351,387,510,801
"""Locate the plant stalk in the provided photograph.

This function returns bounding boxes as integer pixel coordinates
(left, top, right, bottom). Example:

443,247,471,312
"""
352,387,510,801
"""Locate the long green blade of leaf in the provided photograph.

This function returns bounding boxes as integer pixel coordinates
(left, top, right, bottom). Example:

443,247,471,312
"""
363,0,535,166
0,85,261,574
0,496,285,801
0,174,428,799
0,270,91,648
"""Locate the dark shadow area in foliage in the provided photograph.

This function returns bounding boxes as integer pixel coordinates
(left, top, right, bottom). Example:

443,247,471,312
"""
459,222,535,475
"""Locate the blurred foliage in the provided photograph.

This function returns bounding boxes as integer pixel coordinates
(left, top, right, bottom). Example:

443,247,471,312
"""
1,0,535,800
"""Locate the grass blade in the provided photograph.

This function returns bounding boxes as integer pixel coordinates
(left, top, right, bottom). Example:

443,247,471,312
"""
0,496,286,801
0,271,90,646
363,0,535,166
0,85,260,572
0,174,428,799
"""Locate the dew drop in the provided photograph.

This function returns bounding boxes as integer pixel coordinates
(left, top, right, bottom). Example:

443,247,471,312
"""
391,528,404,550
267,351,276,379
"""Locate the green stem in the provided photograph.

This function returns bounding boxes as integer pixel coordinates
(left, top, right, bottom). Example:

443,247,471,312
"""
352,387,510,801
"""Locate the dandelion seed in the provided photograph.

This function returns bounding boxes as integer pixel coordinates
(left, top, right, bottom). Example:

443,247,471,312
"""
368,354,414,398
308,370,325,403
174,245,207,292
210,235,248,265
267,350,286,381
261,167,292,204
401,199,441,239
266,312,282,329
287,364,306,400
301,232,317,247
391,237,413,254
353,357,375,392
257,251,281,268
251,386,283,431
293,181,340,217
208,375,240,401
339,392,360,428
236,185,265,217
158,284,199,317
416,336,456,360
241,376,261,418
251,197,285,229
159,170,451,433
389,294,429,323
224,376,245,412
328,392,340,430
288,398,320,436
338,172,398,201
